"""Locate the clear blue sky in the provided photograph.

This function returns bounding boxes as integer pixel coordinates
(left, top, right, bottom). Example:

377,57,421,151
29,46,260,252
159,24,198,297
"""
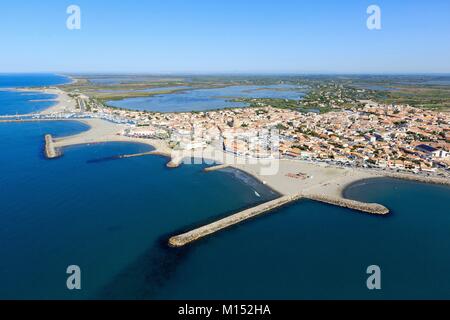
1,0,449,74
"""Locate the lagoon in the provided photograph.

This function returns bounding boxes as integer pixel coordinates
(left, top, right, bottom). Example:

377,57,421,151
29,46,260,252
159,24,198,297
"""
107,84,307,113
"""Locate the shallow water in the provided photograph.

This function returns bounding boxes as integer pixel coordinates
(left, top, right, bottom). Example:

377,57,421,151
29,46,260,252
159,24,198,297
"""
107,84,307,112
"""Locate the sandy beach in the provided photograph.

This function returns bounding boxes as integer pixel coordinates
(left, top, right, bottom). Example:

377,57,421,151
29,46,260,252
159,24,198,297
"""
50,117,380,200
14,87,78,115
52,118,174,157
49,114,449,202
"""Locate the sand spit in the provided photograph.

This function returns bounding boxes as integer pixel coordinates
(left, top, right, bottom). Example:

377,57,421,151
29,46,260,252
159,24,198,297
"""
15,87,77,115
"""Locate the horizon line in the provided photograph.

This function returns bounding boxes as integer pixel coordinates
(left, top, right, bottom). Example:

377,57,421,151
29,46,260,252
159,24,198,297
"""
2,71,450,77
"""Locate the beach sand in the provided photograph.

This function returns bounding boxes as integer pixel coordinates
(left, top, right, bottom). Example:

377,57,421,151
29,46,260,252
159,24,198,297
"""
51,116,381,205
13,87,78,115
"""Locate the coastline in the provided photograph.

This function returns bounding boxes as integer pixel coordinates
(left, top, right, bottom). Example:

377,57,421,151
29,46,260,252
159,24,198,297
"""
19,86,450,189
56,73,77,85
4,84,450,246
15,87,76,115
33,88,448,195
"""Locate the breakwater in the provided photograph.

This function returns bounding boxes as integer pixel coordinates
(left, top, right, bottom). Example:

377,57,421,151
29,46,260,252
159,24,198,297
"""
119,150,180,168
44,134,60,159
169,194,303,247
303,194,389,215
119,151,160,159
204,164,229,172
384,172,450,187
168,191,390,247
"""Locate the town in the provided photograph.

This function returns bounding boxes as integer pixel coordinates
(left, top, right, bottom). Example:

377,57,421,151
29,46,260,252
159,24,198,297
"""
39,90,450,178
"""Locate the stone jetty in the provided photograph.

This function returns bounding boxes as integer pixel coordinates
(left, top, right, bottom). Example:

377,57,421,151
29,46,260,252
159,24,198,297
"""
384,172,450,187
168,191,390,247
302,194,389,215
44,134,61,159
169,194,303,247
204,164,229,172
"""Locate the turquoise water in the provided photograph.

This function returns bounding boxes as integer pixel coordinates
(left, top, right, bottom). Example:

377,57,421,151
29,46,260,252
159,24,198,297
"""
107,84,306,112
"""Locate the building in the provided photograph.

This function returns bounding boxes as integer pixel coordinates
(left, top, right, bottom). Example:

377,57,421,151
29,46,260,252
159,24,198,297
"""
415,144,449,159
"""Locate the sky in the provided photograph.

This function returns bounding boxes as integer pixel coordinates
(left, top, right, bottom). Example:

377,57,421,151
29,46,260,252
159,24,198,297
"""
1,0,449,74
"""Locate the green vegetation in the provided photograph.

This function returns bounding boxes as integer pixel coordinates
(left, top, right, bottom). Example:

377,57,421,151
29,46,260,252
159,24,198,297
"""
379,86,450,110
61,74,450,112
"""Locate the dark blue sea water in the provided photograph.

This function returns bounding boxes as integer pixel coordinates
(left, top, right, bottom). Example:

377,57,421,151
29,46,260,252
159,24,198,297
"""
107,84,307,112
0,90,58,115
0,74,70,115
1,75,450,300
0,74,70,88
0,121,279,299
1,121,450,300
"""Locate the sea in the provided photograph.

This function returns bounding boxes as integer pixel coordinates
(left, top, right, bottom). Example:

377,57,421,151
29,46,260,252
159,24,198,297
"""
0,74,449,299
